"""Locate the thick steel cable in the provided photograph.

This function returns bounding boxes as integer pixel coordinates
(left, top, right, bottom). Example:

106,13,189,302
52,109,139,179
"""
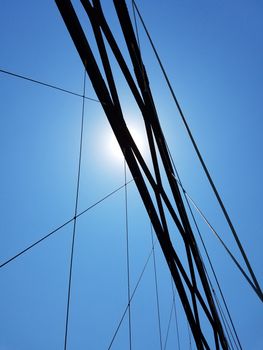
0,68,100,103
124,158,132,350
132,0,262,301
167,151,242,349
150,225,163,350
64,69,86,350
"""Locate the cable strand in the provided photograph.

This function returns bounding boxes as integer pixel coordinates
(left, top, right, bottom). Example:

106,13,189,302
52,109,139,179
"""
64,68,87,350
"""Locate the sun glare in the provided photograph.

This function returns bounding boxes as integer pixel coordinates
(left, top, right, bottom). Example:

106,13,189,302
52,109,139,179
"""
107,124,147,163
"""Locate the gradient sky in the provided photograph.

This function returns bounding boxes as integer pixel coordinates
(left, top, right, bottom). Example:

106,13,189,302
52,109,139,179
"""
0,1,262,349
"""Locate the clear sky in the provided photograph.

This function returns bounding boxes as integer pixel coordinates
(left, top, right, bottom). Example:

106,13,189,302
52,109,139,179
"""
0,1,262,349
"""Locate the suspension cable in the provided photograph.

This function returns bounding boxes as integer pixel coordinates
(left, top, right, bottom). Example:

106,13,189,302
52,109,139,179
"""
164,299,174,350
151,225,163,350
64,67,86,350
0,68,100,103
175,176,260,301
132,0,262,302
166,147,242,349
107,240,157,350
124,158,132,350
170,277,181,350
0,180,134,270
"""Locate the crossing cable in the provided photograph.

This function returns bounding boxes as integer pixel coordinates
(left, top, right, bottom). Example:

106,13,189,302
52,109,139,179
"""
131,0,141,51
55,2,228,347
213,291,238,350
212,292,236,350
124,158,132,350
108,240,157,350
130,7,201,347
199,235,239,350
132,0,263,302
150,225,163,350
132,8,199,349
166,146,242,349
0,68,100,103
0,180,133,270
174,175,259,303
184,193,242,349
163,301,174,350
163,299,174,350
170,277,181,350
64,67,86,350
187,321,193,350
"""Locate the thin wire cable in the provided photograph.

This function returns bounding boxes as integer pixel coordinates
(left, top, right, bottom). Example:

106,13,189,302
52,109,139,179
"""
203,256,239,350
187,320,193,350
150,225,163,350
0,68,100,103
213,291,236,350
170,277,181,350
0,180,134,270
131,0,141,51
167,152,242,349
214,291,240,350
108,240,157,350
64,68,86,350
124,158,132,350
177,179,257,299
164,300,174,350
133,0,262,301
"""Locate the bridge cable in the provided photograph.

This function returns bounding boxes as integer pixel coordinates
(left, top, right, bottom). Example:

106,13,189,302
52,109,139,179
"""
0,181,133,270
108,240,157,349
124,157,132,350
166,145,242,350
170,277,181,350
164,299,174,350
0,68,100,103
150,225,163,350
64,68,86,350
132,0,262,302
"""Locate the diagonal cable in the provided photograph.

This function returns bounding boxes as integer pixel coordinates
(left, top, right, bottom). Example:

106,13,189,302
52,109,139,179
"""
124,158,132,350
108,240,157,350
64,68,87,350
166,146,242,348
170,277,181,350
167,153,242,349
0,180,134,270
163,300,174,350
133,0,262,302
150,224,163,350
0,68,100,103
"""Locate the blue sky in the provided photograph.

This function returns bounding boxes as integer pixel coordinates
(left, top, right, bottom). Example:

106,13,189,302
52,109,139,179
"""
0,1,262,349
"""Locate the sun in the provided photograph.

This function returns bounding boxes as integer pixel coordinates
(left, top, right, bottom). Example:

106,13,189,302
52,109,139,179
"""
107,123,147,163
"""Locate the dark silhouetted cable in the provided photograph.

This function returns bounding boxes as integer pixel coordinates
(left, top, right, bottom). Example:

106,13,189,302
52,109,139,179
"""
0,180,134,270
170,278,181,350
151,225,163,350
124,158,132,350
167,147,242,349
64,69,86,350
108,241,157,350
164,300,174,350
213,291,236,350
0,68,100,103
133,0,262,302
